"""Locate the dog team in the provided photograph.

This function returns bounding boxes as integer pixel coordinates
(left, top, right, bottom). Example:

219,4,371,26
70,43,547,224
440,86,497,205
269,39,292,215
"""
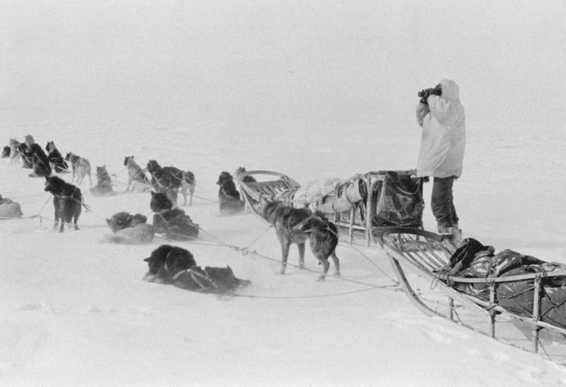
2,135,341,283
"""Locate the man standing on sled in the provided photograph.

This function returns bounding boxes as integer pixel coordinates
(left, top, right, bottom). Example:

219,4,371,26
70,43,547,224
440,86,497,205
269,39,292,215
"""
415,79,465,243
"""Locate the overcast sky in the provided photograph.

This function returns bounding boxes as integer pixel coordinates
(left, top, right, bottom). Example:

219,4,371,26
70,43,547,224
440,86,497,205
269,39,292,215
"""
2,0,566,130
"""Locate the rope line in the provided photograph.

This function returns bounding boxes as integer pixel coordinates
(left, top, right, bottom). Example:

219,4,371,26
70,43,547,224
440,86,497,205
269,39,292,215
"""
197,225,399,290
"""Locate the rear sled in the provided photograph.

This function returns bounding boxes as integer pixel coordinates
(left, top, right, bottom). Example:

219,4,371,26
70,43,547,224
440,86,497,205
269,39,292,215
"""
378,227,566,359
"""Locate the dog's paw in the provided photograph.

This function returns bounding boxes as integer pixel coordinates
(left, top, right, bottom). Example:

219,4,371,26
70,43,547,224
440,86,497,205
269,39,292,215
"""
317,275,326,281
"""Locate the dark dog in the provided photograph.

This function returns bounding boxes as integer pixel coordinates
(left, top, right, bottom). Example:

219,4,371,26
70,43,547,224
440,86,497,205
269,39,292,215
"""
44,176,82,232
45,141,69,173
65,152,92,186
146,160,195,206
143,244,250,292
143,244,197,283
123,156,150,192
1,146,10,158
90,166,114,196
235,166,257,184
150,191,199,240
217,171,245,214
106,211,147,232
21,136,51,177
263,201,340,280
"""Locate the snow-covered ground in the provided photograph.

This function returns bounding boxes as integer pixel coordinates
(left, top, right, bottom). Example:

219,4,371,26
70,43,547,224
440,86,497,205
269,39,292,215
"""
4,1,566,385
2,121,566,386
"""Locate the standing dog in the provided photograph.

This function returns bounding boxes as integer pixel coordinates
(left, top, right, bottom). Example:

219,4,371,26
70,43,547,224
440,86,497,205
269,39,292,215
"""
146,160,195,206
217,171,245,214
90,166,114,196
45,141,69,173
65,152,92,186
263,201,340,280
44,176,82,232
123,156,150,192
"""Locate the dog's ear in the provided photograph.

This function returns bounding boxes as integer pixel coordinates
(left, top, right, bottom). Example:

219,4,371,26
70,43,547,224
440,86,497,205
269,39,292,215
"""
106,218,111,225
143,257,151,262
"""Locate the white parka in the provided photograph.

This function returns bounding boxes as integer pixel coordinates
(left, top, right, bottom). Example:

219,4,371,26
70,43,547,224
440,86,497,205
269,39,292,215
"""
416,79,466,178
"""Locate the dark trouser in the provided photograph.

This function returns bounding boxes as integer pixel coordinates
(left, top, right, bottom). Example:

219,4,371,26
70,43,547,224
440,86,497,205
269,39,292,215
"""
431,176,458,229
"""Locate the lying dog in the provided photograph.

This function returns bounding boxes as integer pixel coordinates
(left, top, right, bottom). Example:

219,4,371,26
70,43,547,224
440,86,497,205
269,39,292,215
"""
44,176,82,232
65,152,92,186
45,141,69,173
150,191,199,240
143,244,197,283
263,201,340,280
146,160,195,206
143,244,250,292
106,211,147,232
0,195,23,218
123,156,150,192
106,211,153,244
217,171,245,214
90,166,114,196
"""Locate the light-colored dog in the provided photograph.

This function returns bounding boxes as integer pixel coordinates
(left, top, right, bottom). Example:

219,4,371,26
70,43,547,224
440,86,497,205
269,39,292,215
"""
65,152,92,186
123,156,151,192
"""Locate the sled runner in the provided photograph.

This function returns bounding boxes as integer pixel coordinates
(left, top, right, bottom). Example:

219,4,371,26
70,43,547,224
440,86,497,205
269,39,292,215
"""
378,227,566,355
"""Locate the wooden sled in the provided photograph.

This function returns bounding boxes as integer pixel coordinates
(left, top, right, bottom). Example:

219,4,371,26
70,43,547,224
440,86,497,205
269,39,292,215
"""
235,170,301,216
378,227,566,355
235,169,423,247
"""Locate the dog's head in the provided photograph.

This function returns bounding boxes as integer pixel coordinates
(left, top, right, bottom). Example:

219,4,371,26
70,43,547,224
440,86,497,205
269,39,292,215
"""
150,191,173,212
216,171,233,185
44,175,66,194
143,244,173,277
124,155,134,166
262,200,284,223
143,244,195,280
1,146,10,158
184,171,195,185
294,211,329,233
45,141,56,153
146,160,161,173
64,152,74,161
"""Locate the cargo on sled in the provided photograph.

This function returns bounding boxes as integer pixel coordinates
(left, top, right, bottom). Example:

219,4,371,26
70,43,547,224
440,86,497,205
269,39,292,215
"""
235,169,425,245
379,227,566,356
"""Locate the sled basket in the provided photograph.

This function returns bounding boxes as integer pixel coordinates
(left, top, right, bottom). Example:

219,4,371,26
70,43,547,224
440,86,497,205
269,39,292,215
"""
235,170,300,216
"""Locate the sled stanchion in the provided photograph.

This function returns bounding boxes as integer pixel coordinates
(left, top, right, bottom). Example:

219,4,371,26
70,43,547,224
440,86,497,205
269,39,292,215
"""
533,275,542,353
348,207,354,244
449,297,455,321
489,282,497,338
